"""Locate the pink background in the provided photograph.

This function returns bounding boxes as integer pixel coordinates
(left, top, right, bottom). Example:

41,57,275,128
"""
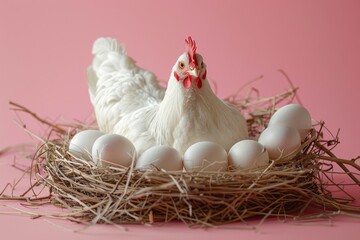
1,0,359,239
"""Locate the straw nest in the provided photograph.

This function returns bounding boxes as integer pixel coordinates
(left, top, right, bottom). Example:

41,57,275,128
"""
3,80,360,227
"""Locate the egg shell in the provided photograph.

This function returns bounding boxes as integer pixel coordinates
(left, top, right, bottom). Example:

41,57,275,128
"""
92,134,136,167
136,145,182,171
68,130,104,161
228,140,269,170
258,125,301,160
183,141,228,172
268,104,312,141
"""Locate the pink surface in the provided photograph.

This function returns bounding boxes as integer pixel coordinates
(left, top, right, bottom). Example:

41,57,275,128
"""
1,0,359,239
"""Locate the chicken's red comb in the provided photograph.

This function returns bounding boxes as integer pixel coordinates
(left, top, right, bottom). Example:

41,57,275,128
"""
185,36,197,67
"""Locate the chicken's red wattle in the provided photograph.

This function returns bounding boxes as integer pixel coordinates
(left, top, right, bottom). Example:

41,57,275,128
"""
182,75,203,89
183,75,192,89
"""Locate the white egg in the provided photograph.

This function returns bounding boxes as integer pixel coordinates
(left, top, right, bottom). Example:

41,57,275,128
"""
258,125,301,160
183,141,228,172
92,134,136,167
136,145,182,171
68,130,105,161
268,104,312,141
228,140,269,170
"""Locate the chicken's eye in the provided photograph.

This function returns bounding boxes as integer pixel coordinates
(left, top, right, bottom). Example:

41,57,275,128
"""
178,61,185,69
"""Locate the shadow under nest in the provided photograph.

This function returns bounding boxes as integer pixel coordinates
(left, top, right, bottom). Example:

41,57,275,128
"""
3,82,360,228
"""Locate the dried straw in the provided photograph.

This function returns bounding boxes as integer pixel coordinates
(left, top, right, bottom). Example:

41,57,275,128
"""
1,81,360,228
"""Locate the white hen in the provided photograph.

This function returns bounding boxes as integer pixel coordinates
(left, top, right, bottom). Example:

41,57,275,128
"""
87,37,248,155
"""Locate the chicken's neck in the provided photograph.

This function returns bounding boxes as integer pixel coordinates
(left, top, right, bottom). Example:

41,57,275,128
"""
150,75,223,146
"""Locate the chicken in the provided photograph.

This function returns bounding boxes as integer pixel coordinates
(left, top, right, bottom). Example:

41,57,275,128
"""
87,37,248,155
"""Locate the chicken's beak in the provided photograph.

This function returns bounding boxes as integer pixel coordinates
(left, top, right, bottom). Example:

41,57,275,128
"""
187,68,199,77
